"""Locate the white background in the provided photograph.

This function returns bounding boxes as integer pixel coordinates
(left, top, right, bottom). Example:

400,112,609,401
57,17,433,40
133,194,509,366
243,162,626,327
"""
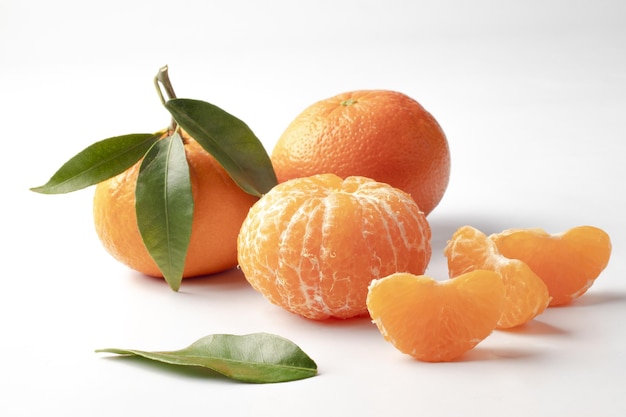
2,0,625,415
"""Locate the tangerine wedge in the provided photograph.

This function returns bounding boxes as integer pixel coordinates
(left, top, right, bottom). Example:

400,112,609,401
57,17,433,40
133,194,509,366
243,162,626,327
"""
366,270,505,362
444,225,551,329
490,226,612,306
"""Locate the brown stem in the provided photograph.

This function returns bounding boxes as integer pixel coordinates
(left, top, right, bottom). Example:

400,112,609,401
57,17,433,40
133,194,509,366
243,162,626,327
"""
154,65,178,130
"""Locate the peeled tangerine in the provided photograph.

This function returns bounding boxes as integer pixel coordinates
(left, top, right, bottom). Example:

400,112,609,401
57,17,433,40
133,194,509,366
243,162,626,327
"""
490,226,612,306
237,173,432,320
444,225,551,329
366,270,505,362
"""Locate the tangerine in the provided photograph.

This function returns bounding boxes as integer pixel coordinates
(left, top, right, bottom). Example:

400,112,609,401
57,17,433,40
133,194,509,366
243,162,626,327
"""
237,173,432,320
444,225,551,329
93,133,258,278
271,90,450,216
491,226,612,306
366,270,505,362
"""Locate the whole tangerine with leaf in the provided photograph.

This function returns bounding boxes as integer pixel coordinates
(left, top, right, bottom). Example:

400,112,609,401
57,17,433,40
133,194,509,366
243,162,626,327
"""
237,173,432,320
271,90,451,216
31,66,277,291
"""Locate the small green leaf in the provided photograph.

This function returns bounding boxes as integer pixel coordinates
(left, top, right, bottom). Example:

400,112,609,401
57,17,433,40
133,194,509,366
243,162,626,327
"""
164,98,277,197
30,132,162,194
135,132,193,291
96,333,318,383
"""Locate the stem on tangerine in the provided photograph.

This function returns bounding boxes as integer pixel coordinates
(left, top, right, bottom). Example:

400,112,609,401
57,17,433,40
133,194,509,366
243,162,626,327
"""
154,65,178,130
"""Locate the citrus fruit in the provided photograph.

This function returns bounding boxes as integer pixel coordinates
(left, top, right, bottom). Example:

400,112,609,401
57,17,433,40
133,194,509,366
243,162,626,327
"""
491,226,612,306
366,270,505,362
444,225,551,329
93,134,259,278
271,90,450,216
237,173,432,320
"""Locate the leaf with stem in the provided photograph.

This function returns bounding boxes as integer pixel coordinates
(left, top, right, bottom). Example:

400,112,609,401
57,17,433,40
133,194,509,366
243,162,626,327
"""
135,131,193,291
164,98,277,197
32,66,275,291
96,333,318,383
31,132,162,194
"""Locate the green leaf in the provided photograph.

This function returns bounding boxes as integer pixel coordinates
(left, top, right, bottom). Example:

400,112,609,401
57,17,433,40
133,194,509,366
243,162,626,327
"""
96,333,318,383
30,132,162,194
135,132,193,291
164,98,277,197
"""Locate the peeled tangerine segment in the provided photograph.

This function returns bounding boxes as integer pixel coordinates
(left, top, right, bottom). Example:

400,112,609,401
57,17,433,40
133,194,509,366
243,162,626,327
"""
366,270,505,362
490,226,612,306
444,225,551,329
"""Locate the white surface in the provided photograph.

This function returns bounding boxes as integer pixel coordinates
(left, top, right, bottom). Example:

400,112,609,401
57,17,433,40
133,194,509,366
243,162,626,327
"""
2,1,626,416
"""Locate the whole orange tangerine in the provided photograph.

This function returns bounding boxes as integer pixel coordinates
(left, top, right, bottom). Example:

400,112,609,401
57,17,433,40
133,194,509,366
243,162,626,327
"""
93,133,258,279
271,90,450,216
237,173,432,320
